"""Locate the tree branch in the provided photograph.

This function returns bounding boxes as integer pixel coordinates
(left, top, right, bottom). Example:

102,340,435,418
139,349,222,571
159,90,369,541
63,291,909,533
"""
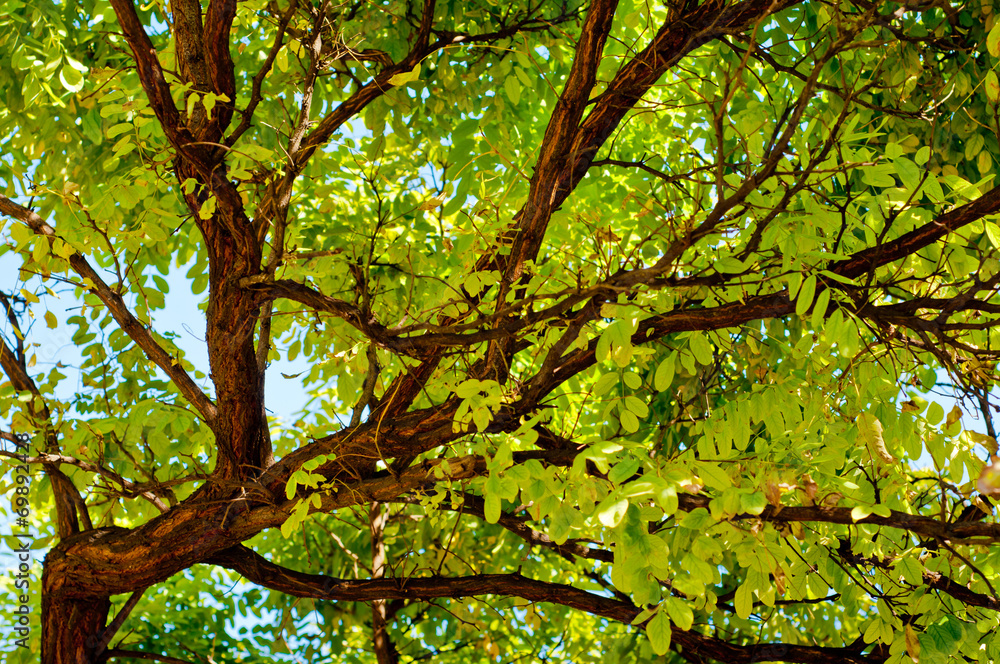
489,0,620,289
480,0,805,286
208,544,883,664
0,299,85,537
528,178,1000,403
923,570,1000,611
108,0,195,147
0,195,218,425
369,501,399,664
672,493,1000,545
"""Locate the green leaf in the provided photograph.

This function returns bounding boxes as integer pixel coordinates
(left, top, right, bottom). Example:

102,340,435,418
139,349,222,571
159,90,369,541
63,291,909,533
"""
796,275,816,317
985,221,1000,249
484,493,501,524
893,157,920,191
696,462,732,490
388,64,422,86
593,372,619,396
740,492,768,515
923,173,945,203
862,164,896,188
646,610,672,655
925,401,945,425
620,410,639,433
654,354,676,392
734,581,754,619
664,597,693,631
989,22,1000,57
608,457,642,484
851,505,873,521
504,76,521,105
715,257,746,273
59,65,84,93
622,371,642,390
988,70,1000,103
624,395,649,418
810,287,831,329
597,498,628,527
688,333,713,365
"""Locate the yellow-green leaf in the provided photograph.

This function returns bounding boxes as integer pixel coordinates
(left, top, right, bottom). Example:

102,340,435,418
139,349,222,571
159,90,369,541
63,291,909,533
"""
989,22,1000,57
986,70,1000,103
654,355,676,392
646,610,672,655
796,275,816,317
734,581,753,619
388,64,422,86
985,221,1000,249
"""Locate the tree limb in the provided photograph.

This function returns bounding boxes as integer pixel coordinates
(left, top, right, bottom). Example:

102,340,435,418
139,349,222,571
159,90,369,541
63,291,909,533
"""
208,544,884,664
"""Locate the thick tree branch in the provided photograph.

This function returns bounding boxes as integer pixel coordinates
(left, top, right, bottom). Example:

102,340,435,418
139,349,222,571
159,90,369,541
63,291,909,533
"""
45,454,484,600
481,0,805,286
201,0,238,135
489,0,619,289
108,0,195,147
369,501,399,664
831,182,1000,279
923,570,1000,611
208,544,883,664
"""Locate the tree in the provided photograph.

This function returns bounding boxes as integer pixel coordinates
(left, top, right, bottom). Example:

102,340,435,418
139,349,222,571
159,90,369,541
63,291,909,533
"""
2,0,1000,661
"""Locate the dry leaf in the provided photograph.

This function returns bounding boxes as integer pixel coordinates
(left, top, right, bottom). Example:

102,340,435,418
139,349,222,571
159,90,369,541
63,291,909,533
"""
858,413,894,464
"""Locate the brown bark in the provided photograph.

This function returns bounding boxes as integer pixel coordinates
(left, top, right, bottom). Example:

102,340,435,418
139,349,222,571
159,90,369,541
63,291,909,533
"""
369,502,398,664
40,593,110,664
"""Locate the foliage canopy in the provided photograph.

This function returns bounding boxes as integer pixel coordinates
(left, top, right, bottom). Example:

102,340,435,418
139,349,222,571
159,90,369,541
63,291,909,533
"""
2,0,1000,662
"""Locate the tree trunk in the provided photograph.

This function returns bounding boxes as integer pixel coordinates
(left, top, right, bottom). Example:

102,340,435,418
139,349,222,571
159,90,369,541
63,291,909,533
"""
41,586,110,664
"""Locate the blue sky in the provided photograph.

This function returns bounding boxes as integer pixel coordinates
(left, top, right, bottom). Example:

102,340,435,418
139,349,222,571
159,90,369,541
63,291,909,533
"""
0,249,311,424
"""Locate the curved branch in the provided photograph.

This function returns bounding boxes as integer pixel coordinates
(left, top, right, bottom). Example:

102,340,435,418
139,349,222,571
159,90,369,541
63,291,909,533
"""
528,177,1000,403
482,0,805,285
830,182,1000,280
0,303,86,536
208,544,883,664
923,570,1000,611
